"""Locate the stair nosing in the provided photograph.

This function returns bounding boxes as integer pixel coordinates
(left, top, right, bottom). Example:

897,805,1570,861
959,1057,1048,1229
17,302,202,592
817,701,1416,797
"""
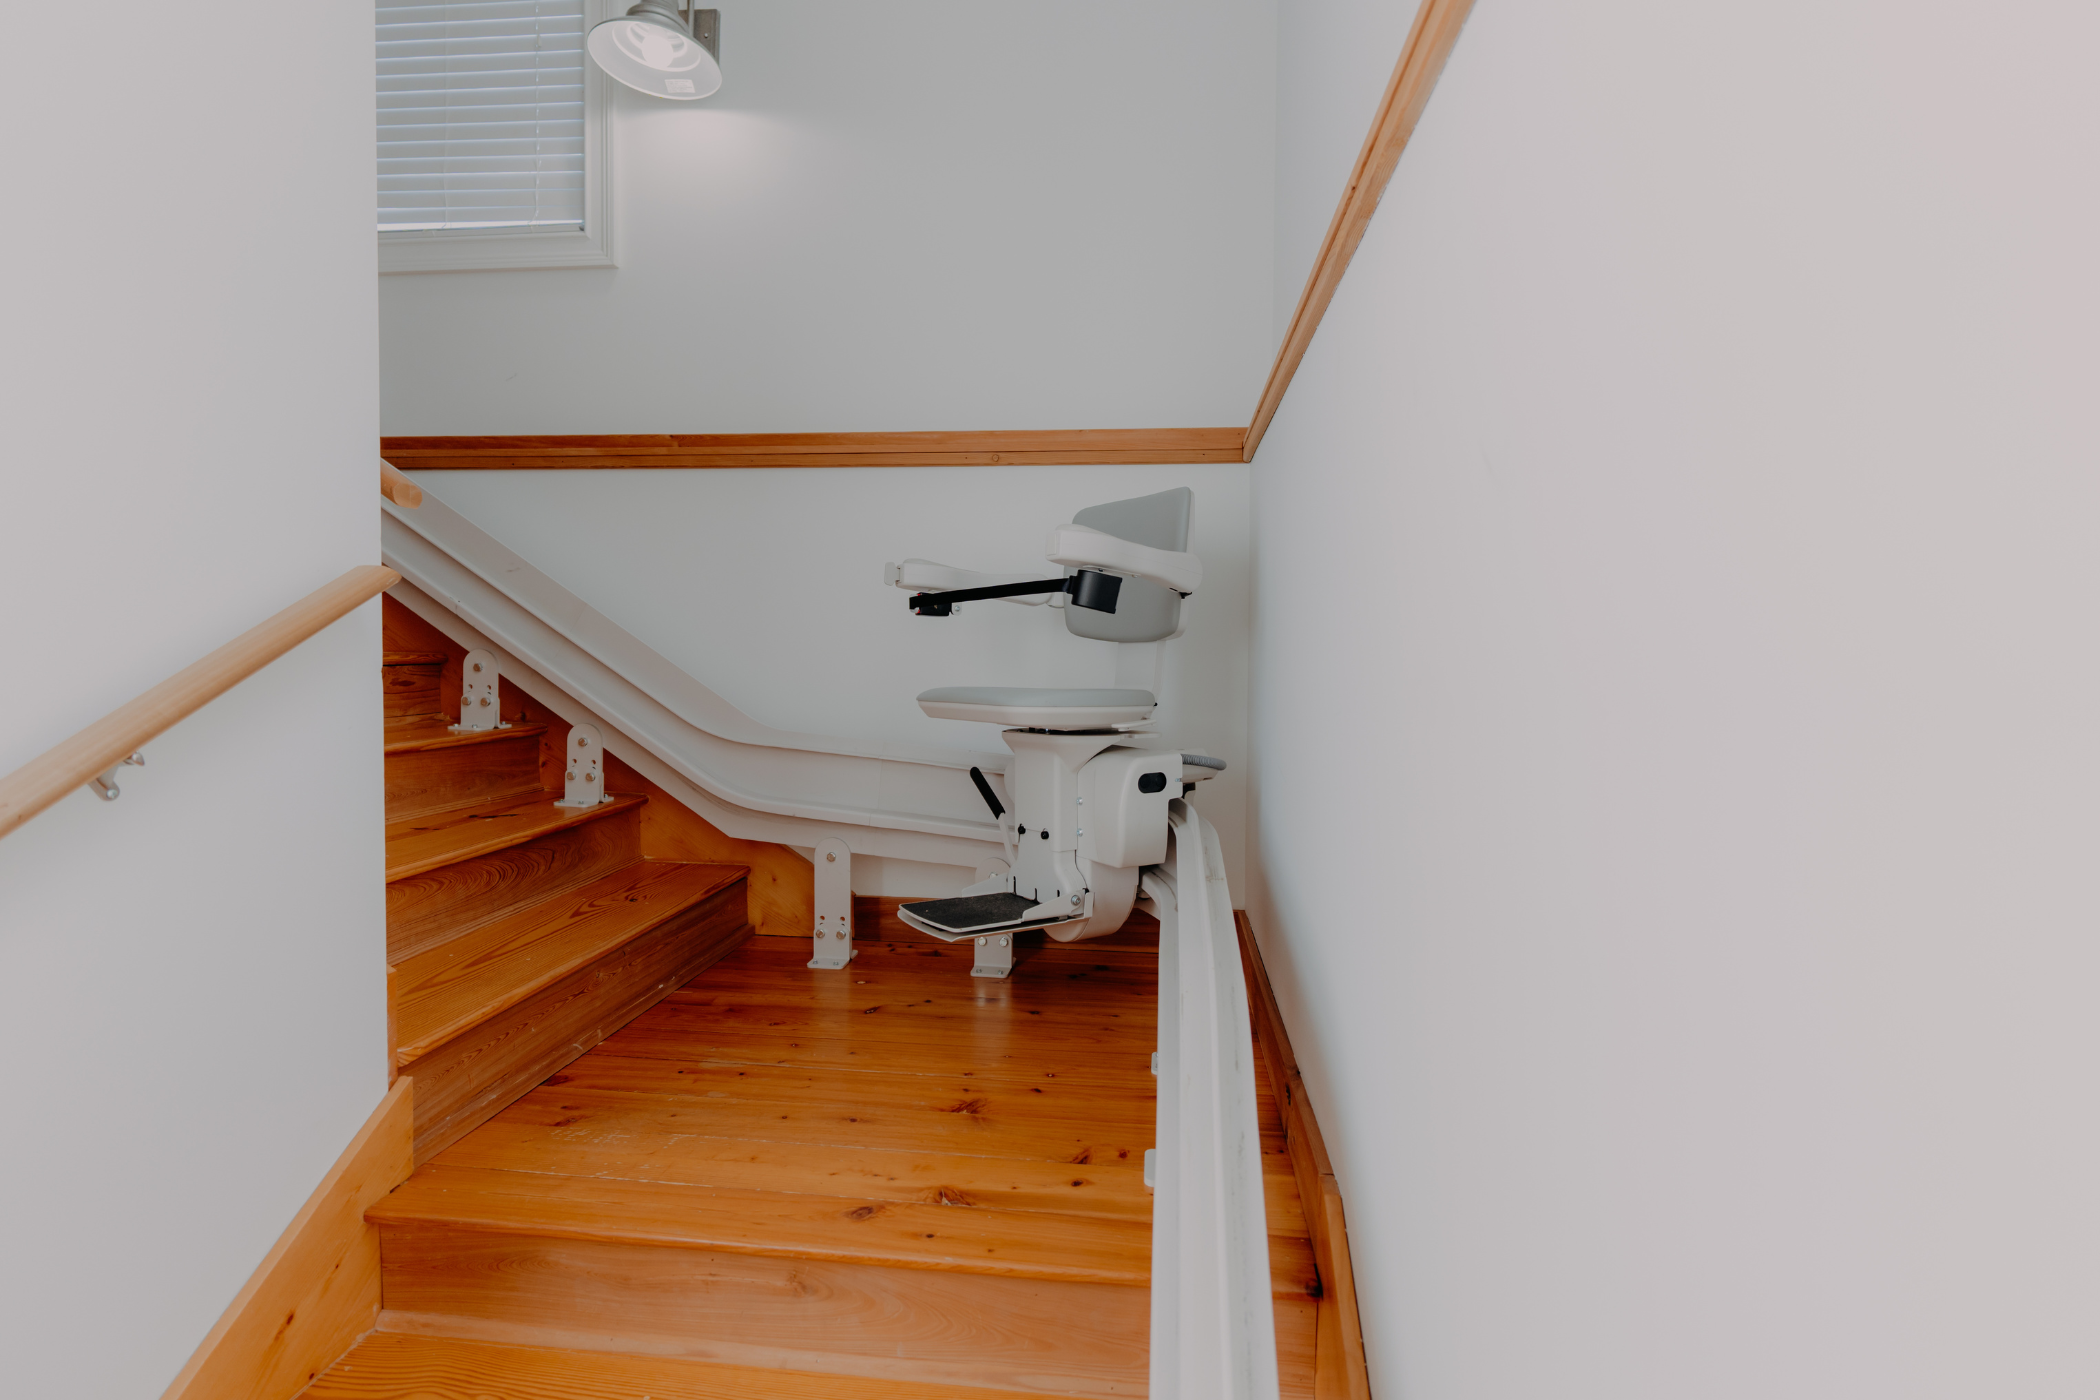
385,721,548,756
385,791,647,884
393,861,745,1064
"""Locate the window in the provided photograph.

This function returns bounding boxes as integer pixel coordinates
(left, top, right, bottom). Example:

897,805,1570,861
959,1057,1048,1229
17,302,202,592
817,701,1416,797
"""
377,0,616,272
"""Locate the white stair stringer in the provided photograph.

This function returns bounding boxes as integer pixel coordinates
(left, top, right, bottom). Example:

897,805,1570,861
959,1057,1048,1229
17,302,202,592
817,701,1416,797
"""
381,492,1008,869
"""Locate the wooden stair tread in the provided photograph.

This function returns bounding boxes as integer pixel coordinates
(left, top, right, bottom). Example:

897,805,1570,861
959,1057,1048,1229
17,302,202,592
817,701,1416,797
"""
387,792,646,883
383,649,449,666
385,718,548,755
301,1332,1041,1399
394,861,746,1064
371,1163,1152,1286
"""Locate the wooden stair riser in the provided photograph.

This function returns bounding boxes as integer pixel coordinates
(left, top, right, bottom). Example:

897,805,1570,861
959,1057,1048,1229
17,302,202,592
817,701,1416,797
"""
387,805,642,963
374,1227,1150,1398
382,658,446,725
402,880,749,1164
385,728,546,822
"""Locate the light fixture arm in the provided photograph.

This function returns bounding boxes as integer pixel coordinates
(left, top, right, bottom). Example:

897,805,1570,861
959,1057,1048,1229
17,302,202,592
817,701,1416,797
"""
683,4,720,62
625,0,718,60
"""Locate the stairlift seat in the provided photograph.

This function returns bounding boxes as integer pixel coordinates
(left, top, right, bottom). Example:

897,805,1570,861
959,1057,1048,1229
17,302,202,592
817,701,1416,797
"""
916,685,1157,729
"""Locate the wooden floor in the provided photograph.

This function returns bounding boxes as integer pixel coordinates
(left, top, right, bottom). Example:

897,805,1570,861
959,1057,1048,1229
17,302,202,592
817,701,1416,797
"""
312,927,1319,1397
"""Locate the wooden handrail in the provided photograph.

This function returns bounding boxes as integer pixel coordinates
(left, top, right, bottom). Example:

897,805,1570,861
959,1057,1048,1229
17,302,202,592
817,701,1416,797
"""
0,564,400,839
381,460,423,507
1244,0,1476,460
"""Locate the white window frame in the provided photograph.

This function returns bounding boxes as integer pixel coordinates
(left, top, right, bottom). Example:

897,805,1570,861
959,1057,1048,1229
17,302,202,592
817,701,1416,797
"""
379,0,618,274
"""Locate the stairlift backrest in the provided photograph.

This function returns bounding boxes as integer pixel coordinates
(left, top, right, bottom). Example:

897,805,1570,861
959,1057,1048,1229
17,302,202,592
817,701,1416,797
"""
1059,487,1192,644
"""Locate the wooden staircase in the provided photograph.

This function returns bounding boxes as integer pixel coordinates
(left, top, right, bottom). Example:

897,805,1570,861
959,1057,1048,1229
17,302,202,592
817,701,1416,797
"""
289,600,1322,1397
379,626,752,1165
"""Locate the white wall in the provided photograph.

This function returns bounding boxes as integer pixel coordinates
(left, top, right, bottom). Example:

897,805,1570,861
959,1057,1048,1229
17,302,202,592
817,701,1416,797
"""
1271,0,1417,341
414,464,1251,894
380,1,1272,898
1251,2,2100,1396
0,3,384,1396
380,0,1276,432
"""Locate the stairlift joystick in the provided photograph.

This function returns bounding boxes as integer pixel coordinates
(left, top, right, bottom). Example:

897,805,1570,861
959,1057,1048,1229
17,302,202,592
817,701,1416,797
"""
879,487,1225,979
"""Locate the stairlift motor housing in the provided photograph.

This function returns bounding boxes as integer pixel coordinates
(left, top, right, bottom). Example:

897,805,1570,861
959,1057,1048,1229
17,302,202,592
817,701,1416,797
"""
883,487,1223,973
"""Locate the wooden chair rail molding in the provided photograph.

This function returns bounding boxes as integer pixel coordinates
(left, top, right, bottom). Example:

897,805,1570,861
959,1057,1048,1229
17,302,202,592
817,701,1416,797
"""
1245,0,1476,460
0,563,400,839
381,428,1247,471
378,4,1474,474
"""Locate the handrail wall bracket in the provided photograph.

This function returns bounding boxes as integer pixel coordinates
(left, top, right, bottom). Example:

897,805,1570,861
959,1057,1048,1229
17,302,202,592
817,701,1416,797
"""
88,752,146,802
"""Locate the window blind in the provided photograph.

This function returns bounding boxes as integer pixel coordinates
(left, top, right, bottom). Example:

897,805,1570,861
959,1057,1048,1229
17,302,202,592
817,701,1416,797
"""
377,0,587,233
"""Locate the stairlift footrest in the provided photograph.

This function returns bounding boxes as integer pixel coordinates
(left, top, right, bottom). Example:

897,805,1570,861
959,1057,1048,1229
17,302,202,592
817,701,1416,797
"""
898,892,1063,937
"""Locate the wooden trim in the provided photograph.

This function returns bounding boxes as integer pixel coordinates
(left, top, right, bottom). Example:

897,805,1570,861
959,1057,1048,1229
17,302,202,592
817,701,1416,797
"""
0,564,399,840
380,461,424,509
1238,912,1372,1400
379,428,1247,471
1244,0,1477,461
161,1078,416,1400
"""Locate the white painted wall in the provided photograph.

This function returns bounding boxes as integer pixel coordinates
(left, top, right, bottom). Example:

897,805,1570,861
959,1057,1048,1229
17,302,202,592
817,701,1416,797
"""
0,3,383,1396
1271,0,1416,341
414,464,1251,894
380,0,1276,432
1251,2,2100,1396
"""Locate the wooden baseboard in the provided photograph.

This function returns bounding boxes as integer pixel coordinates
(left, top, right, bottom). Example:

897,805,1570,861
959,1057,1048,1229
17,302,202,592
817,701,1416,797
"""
161,1077,415,1400
1238,913,1371,1400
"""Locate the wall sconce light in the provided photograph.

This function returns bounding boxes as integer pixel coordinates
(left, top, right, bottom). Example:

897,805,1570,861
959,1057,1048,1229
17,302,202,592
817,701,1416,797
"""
588,1,722,101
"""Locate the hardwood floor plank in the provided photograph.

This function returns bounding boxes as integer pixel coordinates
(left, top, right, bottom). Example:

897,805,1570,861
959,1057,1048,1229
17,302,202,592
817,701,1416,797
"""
435,1117,1156,1221
533,1055,1155,1131
373,1163,1152,1285
303,1332,1046,1400
595,1017,1157,1088
439,1114,1307,1236
494,1083,1153,1165
658,990,1153,1045
385,792,646,883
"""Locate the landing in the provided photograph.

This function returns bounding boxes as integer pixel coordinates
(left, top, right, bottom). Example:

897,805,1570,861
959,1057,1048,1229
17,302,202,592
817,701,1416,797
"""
419,934,1161,1254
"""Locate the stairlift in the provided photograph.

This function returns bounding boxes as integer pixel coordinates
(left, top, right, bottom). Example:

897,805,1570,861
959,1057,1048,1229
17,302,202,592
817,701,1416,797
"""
879,487,1226,977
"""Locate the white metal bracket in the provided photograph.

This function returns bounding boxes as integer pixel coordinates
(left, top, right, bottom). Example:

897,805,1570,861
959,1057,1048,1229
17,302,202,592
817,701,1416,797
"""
971,932,1016,979
88,751,145,801
809,837,855,969
554,722,614,807
452,649,508,732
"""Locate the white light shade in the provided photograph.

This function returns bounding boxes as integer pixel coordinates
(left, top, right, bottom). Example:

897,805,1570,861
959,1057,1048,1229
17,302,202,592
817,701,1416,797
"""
588,3,721,101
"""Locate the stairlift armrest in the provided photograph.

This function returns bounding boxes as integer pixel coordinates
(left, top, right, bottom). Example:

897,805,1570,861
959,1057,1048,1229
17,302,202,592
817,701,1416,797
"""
885,559,1052,605
1045,524,1203,596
